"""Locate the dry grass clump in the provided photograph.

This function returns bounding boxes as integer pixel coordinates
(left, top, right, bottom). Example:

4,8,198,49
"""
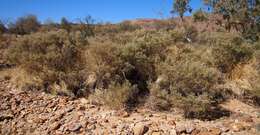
93,81,138,109
6,30,88,96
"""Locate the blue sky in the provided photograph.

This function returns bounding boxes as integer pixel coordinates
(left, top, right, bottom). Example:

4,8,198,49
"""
0,0,205,23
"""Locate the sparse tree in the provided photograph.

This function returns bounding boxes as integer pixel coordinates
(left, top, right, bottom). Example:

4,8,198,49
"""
204,0,260,41
171,0,192,21
60,17,72,32
0,20,7,34
81,15,95,37
75,16,95,44
8,15,40,35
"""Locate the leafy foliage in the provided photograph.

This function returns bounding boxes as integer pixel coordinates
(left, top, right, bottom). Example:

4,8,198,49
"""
212,39,254,74
171,0,192,20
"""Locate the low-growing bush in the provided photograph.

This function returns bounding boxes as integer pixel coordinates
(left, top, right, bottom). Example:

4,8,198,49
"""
251,49,260,97
0,34,16,64
88,29,170,87
118,21,141,32
193,9,208,22
60,17,72,32
94,81,139,109
212,39,254,74
168,25,198,43
86,30,171,107
148,45,226,119
6,30,88,96
8,15,41,35
85,42,124,89
1,14,258,119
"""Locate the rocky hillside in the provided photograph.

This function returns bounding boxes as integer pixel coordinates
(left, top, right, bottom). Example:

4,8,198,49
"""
1,79,260,135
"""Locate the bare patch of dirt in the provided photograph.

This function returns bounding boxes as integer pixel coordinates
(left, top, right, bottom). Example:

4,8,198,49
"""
0,80,259,135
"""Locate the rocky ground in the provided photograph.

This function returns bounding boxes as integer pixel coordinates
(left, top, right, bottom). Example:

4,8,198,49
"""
0,79,260,135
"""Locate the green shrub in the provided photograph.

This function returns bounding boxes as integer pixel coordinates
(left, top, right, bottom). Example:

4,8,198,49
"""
0,34,16,64
118,21,141,32
76,17,95,38
86,30,172,108
193,9,208,22
60,17,72,32
87,29,169,88
168,25,198,43
148,46,226,118
6,30,88,96
120,31,168,79
86,42,125,89
242,25,259,42
212,40,254,74
198,32,240,46
252,49,260,97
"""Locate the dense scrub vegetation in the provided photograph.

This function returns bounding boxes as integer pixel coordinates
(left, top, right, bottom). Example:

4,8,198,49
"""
0,0,259,120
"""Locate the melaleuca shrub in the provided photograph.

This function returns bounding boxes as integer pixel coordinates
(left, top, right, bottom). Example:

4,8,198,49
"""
149,45,226,119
